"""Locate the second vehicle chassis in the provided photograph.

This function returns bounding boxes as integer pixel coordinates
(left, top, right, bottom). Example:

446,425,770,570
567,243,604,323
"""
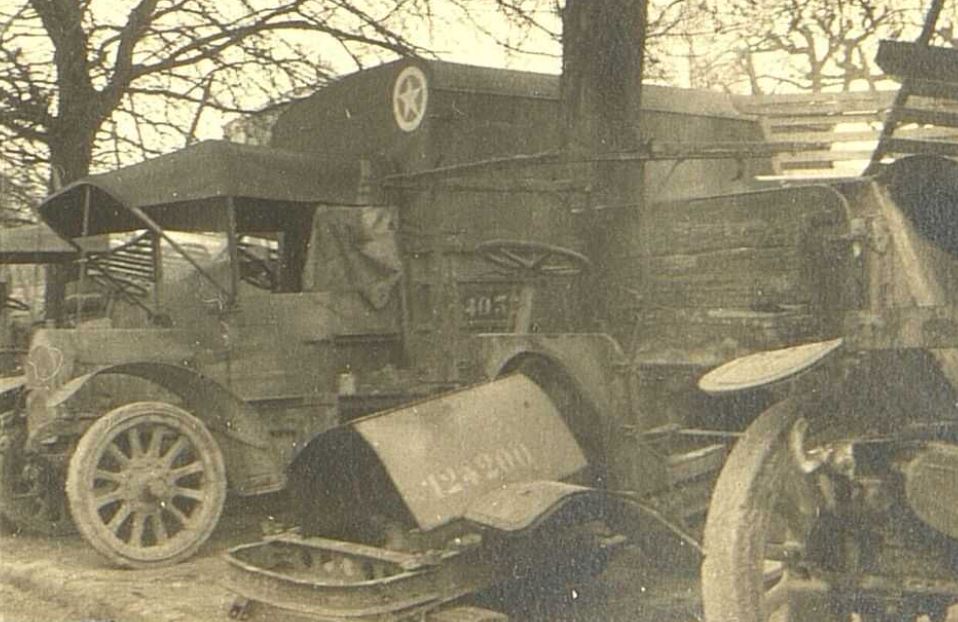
701,155,958,621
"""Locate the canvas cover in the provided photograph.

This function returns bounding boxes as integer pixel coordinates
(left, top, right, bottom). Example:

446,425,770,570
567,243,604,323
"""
302,206,402,309
38,141,367,238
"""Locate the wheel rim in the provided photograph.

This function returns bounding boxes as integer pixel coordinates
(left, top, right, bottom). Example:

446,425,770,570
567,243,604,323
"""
702,398,840,622
0,427,74,535
67,403,226,568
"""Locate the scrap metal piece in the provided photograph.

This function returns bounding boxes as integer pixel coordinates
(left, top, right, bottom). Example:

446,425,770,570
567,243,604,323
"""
463,480,595,532
698,338,844,395
352,374,587,531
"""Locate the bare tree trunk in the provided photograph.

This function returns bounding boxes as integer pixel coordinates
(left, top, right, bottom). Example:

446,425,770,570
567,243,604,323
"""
560,0,649,339
561,0,647,157
48,121,99,188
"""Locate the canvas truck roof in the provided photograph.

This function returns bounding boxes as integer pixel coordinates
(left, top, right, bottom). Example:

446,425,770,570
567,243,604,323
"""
38,140,365,238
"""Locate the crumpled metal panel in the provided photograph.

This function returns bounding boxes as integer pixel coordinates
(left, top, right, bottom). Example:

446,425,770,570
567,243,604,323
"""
352,374,587,531
463,480,594,532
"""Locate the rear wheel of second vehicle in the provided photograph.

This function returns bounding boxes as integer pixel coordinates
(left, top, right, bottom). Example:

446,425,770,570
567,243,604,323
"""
66,402,227,568
0,424,74,535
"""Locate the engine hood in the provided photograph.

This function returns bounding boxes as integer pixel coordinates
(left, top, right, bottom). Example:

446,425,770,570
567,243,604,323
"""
24,328,194,392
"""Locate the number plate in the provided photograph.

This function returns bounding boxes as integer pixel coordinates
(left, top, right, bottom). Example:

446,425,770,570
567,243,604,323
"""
459,282,517,330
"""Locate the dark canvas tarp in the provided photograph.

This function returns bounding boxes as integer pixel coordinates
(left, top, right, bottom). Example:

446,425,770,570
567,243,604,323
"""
302,206,402,309
38,141,367,238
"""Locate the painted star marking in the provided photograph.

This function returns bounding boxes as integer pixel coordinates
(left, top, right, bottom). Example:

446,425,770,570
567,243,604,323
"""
395,74,425,125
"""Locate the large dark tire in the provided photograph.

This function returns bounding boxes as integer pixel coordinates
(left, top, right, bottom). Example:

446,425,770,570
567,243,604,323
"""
701,398,841,622
66,402,226,568
0,425,74,535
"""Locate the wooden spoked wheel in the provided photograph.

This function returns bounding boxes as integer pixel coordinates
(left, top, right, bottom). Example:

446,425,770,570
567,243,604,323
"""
66,402,226,568
476,240,592,278
702,398,842,622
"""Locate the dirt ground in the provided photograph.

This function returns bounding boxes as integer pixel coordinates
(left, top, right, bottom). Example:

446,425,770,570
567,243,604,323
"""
6,501,958,622
0,496,701,622
0,581,96,622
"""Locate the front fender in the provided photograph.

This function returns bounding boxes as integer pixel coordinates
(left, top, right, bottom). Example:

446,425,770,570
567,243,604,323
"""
27,362,285,496
473,333,628,419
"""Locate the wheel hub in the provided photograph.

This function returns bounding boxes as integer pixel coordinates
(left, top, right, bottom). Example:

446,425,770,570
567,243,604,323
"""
122,459,173,505
144,476,172,502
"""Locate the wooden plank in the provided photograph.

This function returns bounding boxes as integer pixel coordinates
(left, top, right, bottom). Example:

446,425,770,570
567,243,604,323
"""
759,115,783,175
767,130,881,144
776,150,879,164
95,255,154,269
876,40,958,86
734,91,895,113
902,96,958,112
646,187,839,243
641,258,811,308
736,90,894,106
883,137,958,157
768,127,958,144
643,277,811,309
885,126,958,139
645,221,801,255
897,107,958,128
764,112,886,126
908,79,958,103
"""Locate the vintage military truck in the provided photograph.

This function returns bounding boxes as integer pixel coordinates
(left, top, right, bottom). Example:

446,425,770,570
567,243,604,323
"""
0,58,831,575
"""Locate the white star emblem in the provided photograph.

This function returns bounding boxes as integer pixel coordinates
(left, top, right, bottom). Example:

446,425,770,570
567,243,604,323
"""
393,66,428,132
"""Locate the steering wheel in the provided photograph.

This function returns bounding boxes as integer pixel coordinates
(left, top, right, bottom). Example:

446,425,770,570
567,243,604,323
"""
238,246,277,291
476,240,592,278
2,296,30,312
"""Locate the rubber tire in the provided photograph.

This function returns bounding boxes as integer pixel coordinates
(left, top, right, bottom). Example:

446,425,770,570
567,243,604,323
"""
66,402,226,569
701,398,843,622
